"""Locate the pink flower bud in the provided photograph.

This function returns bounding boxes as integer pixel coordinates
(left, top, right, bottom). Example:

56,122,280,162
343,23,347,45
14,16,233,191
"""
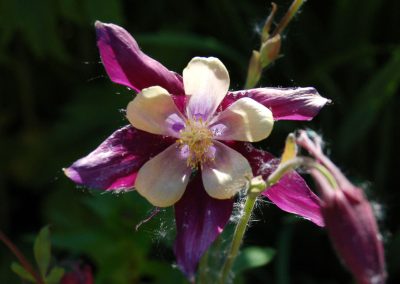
298,131,386,284
61,265,93,284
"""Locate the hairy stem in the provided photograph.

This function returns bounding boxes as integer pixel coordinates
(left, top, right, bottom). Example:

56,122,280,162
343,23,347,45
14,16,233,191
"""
218,193,257,284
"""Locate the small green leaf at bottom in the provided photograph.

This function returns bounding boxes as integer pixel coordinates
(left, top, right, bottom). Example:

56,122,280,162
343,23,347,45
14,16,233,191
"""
46,267,65,284
34,226,51,277
233,246,276,274
11,262,36,283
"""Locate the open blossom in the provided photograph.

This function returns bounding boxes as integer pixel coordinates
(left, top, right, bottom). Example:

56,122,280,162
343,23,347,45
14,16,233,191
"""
64,21,329,278
125,56,274,206
297,131,386,284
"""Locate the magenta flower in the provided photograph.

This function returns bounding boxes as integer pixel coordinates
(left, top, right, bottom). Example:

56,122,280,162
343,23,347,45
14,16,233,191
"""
64,21,329,278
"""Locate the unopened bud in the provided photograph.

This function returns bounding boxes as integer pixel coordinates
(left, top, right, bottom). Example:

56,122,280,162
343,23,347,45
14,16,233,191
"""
280,133,297,165
259,34,281,68
244,50,262,89
312,170,386,284
298,130,387,284
261,2,278,43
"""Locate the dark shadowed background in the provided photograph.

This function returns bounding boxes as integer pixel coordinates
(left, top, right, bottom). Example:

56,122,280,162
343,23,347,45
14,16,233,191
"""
1,0,399,283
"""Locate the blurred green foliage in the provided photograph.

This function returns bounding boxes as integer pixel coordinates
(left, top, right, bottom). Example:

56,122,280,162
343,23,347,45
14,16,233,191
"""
10,226,65,284
0,0,399,283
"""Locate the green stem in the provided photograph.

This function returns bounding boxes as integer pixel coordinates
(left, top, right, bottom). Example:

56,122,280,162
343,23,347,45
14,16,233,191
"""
272,0,305,37
218,193,257,284
268,157,338,189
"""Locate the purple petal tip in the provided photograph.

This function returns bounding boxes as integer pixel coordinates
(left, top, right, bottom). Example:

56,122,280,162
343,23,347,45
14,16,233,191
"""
63,167,82,184
94,20,103,28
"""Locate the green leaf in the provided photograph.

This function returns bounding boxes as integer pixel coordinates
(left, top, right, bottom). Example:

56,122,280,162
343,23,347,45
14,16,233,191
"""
233,246,276,274
10,262,36,283
46,267,65,284
33,226,51,278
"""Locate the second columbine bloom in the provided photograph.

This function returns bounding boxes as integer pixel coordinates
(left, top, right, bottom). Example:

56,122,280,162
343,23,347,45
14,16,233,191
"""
129,57,274,207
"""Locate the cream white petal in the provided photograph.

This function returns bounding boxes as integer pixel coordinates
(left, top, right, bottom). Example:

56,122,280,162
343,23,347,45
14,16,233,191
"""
210,97,274,142
135,144,191,207
183,57,230,120
202,141,252,199
126,86,185,137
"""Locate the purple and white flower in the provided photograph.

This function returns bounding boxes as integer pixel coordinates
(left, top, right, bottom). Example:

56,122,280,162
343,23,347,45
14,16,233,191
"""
64,21,330,278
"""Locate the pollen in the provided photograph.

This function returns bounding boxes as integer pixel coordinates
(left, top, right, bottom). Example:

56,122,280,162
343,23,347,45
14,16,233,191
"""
178,118,214,169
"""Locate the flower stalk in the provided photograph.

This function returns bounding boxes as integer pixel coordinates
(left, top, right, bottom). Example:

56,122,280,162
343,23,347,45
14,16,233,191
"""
245,0,306,89
218,185,258,284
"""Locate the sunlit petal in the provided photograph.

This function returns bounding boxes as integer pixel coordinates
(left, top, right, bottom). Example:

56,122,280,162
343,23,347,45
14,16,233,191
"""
135,143,191,207
127,86,185,137
210,97,274,142
202,141,252,199
183,57,229,120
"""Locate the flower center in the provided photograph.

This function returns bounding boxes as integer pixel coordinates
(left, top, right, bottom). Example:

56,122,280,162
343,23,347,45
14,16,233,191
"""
178,118,214,169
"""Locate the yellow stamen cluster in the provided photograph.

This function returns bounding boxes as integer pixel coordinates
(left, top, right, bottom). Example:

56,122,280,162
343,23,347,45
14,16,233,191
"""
178,118,214,169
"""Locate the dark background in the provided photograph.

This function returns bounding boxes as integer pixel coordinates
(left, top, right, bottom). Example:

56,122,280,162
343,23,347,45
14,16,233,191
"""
1,0,399,283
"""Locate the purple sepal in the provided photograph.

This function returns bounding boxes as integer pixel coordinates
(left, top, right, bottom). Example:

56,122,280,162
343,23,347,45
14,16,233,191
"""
231,142,324,227
174,175,233,280
224,87,330,121
320,184,386,284
95,21,184,94
264,172,324,227
64,125,174,190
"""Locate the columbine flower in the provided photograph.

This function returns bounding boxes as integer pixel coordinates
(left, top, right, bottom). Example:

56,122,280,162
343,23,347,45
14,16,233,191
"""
64,21,330,278
297,131,386,284
124,56,275,206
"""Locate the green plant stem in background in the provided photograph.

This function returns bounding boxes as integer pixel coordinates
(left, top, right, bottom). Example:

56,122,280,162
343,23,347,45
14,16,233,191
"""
218,157,337,283
0,231,45,284
272,0,305,37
